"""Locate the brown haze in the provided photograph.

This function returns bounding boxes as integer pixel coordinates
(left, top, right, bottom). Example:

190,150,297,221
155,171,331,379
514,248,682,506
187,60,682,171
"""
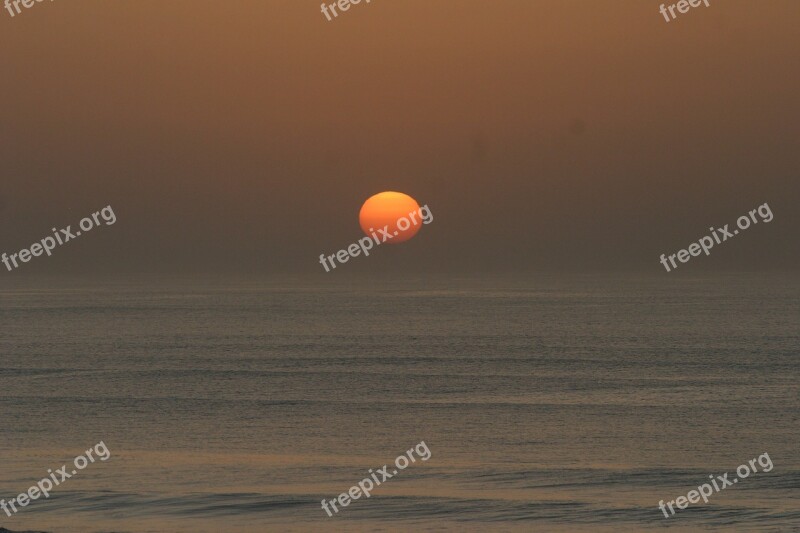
1,0,798,276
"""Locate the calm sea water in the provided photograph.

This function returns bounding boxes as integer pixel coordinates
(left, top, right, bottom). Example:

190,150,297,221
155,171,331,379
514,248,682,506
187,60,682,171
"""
1,275,797,532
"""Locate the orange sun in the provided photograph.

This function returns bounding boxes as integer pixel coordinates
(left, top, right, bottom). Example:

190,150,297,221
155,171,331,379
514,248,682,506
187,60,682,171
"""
359,191,422,244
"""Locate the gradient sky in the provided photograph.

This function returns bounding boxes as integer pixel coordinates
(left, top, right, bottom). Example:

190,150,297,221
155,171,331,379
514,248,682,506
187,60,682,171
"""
1,0,798,276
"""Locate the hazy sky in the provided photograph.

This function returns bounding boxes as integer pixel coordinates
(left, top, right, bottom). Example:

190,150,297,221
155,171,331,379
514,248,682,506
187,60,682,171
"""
1,0,798,276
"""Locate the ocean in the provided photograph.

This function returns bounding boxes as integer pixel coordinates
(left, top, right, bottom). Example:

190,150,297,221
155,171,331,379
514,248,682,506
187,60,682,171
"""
1,275,797,532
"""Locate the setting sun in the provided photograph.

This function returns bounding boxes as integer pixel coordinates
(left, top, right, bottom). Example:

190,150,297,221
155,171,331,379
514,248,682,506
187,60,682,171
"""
359,191,422,244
